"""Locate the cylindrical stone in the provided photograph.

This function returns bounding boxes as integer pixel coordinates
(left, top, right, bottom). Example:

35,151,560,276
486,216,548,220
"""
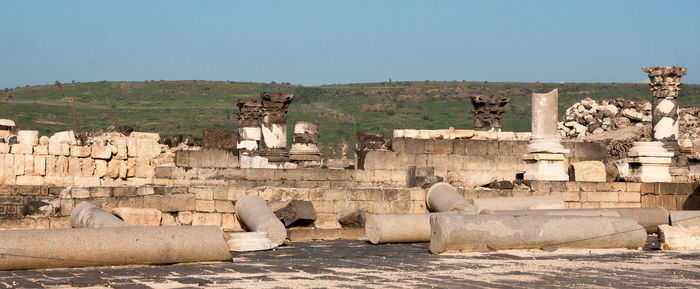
426,182,477,213
365,214,434,244
430,214,647,254
530,89,560,140
612,207,668,233
643,66,686,145
235,195,286,246
469,193,565,213
70,202,127,228
0,226,232,270
17,130,39,146
481,208,622,217
669,211,700,229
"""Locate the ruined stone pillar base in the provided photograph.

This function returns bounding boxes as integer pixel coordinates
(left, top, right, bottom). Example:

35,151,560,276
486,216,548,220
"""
523,153,569,181
627,142,673,183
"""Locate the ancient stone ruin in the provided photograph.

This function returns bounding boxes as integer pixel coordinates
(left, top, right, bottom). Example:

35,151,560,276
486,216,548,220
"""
1,68,700,272
470,94,510,131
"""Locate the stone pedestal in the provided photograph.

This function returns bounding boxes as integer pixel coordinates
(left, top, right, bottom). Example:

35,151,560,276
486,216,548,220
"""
289,121,321,162
470,95,510,131
236,100,262,155
524,89,569,181
642,66,686,154
260,92,294,163
627,141,673,182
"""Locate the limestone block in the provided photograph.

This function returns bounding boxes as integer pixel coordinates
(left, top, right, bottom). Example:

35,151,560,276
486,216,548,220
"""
115,137,128,159
48,142,70,156
50,131,77,145
119,160,128,179
70,146,91,157
17,130,39,145
112,208,162,226
91,145,112,160
68,157,81,176
127,158,136,177
178,211,193,225
33,145,48,155
94,160,108,177
13,154,24,176
0,143,9,153
274,200,317,227
659,225,700,250
44,155,56,176
135,158,154,178
73,176,101,186
80,157,95,176
131,132,161,159
107,159,122,179
0,119,15,127
38,136,49,146
10,144,32,154
23,155,34,175
15,176,44,186
127,137,139,157
571,161,606,182
192,212,222,226
523,153,569,181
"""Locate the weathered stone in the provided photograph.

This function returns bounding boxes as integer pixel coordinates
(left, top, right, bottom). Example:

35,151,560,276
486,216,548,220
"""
17,130,39,145
463,172,496,188
338,210,366,228
274,200,317,228
669,211,700,229
50,131,77,145
112,207,162,226
235,195,287,246
643,66,686,150
70,145,91,157
470,95,510,131
90,145,112,159
658,224,700,250
426,182,476,213
627,142,673,182
430,214,646,253
175,149,239,168
366,213,431,244
48,142,70,156
571,161,606,182
470,193,566,213
70,202,127,228
10,144,32,154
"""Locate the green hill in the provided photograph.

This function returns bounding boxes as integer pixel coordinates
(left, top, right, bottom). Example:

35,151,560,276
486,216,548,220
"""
3,80,699,158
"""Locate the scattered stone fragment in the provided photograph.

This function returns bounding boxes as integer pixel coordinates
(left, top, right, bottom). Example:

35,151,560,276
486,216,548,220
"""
274,200,317,228
658,224,700,250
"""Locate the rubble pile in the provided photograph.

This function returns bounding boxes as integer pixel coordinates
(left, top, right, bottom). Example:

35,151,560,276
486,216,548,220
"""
679,107,700,150
558,97,651,138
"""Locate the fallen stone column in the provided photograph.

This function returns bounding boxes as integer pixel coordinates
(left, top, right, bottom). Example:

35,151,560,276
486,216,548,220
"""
469,193,565,213
612,207,668,233
430,214,646,254
669,211,700,229
235,195,286,246
426,182,476,213
658,224,700,250
70,202,127,228
365,214,433,244
481,208,622,217
0,226,232,271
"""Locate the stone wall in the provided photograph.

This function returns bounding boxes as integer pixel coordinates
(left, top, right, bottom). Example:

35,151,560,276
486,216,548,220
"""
3,181,696,230
0,132,171,187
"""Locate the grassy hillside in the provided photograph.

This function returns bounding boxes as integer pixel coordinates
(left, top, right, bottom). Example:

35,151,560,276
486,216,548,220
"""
3,80,699,158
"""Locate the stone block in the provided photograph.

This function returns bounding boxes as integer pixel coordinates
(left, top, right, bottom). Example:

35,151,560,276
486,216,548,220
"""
221,213,238,230
314,213,341,229
73,176,101,186
215,200,236,213
33,155,46,176
434,139,453,154
10,144,32,154
90,145,112,159
160,213,177,226
134,158,154,178
15,176,44,186
177,211,193,225
659,225,700,250
196,200,216,212
90,187,112,197
571,161,606,182
191,212,222,226
48,142,70,156
619,192,641,203
114,137,128,159
274,200,317,227
585,191,618,202
561,191,581,202
0,143,9,153
107,159,122,179
175,149,239,168
13,154,24,176
192,187,214,200
33,145,48,155
23,155,34,175
67,157,81,176
70,146,91,157
112,207,162,226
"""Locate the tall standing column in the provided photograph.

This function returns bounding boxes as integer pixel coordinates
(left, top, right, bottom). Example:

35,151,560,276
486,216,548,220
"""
642,66,687,154
260,92,294,163
523,89,569,181
236,99,263,156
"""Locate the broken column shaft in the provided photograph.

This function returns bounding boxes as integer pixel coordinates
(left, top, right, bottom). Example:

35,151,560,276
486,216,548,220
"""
470,95,510,131
524,89,569,181
469,193,566,213
236,99,263,155
0,226,231,270
426,182,476,213
70,201,127,228
259,92,294,163
642,66,687,153
365,213,433,244
430,214,646,254
235,195,287,246
289,121,321,162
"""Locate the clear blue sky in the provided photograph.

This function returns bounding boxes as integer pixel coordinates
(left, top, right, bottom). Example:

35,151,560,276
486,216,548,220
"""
1,0,699,89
